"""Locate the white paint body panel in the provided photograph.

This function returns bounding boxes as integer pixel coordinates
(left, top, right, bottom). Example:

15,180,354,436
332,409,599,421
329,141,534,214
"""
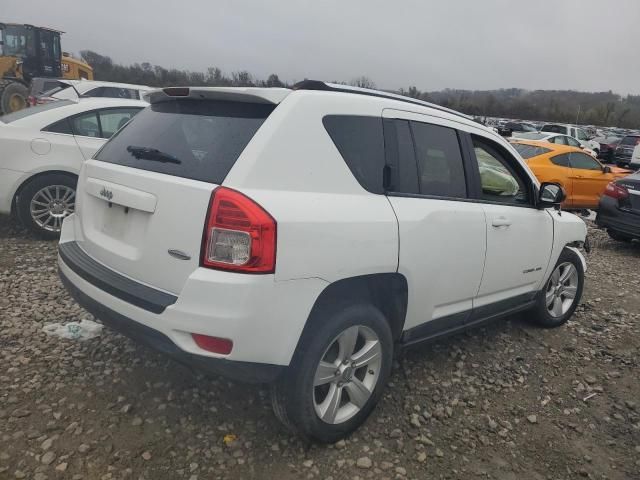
0,97,147,214
59,86,588,368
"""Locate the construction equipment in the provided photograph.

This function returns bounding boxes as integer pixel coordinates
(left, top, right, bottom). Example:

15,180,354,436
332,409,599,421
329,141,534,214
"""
0,23,93,115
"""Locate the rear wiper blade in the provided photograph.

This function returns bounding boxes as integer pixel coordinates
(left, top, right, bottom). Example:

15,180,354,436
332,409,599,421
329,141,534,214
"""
126,146,181,164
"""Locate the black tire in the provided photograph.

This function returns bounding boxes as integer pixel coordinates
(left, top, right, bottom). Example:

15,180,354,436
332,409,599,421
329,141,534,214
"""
271,303,393,443
16,173,77,240
527,248,584,328
608,230,632,242
0,80,29,115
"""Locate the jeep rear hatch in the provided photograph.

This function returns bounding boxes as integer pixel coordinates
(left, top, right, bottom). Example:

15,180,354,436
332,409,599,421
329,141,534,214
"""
75,89,287,294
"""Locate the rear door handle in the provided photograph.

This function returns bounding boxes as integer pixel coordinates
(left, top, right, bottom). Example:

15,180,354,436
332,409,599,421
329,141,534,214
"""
492,216,512,228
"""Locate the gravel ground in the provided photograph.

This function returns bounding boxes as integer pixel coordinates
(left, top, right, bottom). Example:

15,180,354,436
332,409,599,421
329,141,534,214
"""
1,215,639,480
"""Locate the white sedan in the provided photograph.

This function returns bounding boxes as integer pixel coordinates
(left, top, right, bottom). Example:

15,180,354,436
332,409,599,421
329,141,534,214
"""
510,131,598,157
0,97,147,237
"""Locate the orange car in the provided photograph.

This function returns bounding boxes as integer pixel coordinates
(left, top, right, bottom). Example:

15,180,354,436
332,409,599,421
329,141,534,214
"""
511,140,632,209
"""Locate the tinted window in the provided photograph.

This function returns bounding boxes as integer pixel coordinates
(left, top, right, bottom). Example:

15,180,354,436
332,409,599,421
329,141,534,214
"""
511,143,551,159
87,86,138,100
410,121,466,198
620,136,640,146
99,108,142,138
568,152,602,170
0,100,73,123
70,111,101,137
550,135,567,145
541,125,564,134
473,137,529,204
324,115,385,194
96,100,274,184
43,118,73,134
550,153,570,167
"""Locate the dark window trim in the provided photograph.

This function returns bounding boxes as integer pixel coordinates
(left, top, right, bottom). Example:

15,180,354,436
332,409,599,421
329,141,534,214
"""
383,117,472,200
466,133,538,209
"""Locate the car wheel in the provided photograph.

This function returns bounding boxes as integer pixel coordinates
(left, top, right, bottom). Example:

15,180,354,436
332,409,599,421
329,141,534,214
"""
16,174,77,240
271,303,393,443
608,230,632,242
528,248,584,328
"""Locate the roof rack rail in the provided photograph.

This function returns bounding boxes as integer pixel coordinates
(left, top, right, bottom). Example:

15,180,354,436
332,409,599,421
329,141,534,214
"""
292,80,472,121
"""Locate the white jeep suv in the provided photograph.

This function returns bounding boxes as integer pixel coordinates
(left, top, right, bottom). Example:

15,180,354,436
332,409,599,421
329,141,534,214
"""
58,82,588,443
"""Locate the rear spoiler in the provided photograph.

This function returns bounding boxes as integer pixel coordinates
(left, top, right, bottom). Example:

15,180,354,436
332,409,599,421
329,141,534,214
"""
144,87,291,105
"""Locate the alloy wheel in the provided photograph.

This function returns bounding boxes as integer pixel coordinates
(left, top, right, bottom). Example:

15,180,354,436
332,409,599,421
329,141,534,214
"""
313,325,382,425
29,185,76,233
545,262,579,318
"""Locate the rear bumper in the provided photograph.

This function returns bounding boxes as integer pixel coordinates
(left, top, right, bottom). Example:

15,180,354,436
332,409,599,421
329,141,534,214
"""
59,269,284,383
57,214,328,379
596,196,640,238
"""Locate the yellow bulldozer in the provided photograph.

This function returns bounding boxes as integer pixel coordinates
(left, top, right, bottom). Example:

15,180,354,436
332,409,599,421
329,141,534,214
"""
0,23,94,115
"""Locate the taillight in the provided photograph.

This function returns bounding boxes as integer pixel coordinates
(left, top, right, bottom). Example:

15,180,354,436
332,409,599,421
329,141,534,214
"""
603,182,629,200
201,187,276,273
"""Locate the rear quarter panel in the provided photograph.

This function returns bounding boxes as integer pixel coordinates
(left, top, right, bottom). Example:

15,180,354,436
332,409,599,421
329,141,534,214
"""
223,92,399,283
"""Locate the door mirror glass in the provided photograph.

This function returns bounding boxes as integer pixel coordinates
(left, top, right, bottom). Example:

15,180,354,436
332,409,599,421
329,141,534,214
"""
538,182,565,207
603,166,612,173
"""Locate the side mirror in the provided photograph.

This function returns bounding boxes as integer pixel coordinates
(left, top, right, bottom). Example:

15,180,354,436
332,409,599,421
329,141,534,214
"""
538,182,566,208
603,166,612,173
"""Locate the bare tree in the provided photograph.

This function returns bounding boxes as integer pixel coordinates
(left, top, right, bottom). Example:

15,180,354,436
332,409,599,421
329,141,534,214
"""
349,76,376,89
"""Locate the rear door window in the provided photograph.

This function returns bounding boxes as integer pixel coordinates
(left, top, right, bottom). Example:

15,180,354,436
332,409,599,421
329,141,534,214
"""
70,111,101,137
95,100,275,184
98,108,141,138
410,121,467,198
568,152,602,170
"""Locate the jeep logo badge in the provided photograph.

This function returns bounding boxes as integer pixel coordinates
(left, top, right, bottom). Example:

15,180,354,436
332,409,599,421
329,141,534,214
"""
99,187,113,201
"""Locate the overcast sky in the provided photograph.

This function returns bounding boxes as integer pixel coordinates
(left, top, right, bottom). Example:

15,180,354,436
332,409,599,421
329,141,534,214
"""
5,0,640,94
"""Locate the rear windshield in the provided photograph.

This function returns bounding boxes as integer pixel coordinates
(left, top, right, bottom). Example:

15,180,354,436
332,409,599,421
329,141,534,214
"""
620,136,640,146
511,143,551,159
95,99,275,184
0,100,74,123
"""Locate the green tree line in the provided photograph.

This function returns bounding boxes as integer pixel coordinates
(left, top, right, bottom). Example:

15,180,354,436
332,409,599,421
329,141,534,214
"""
80,50,640,129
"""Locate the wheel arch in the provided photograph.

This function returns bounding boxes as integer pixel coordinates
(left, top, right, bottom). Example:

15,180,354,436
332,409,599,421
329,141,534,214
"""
11,169,78,216
296,273,409,349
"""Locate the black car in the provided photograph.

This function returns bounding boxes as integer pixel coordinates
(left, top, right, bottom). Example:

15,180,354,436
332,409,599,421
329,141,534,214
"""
497,122,537,137
593,136,622,163
613,135,640,167
596,172,640,241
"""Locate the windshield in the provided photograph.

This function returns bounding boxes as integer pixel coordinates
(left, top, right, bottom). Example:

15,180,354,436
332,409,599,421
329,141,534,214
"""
512,143,552,159
620,136,640,146
0,24,34,57
512,132,547,140
0,100,73,123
